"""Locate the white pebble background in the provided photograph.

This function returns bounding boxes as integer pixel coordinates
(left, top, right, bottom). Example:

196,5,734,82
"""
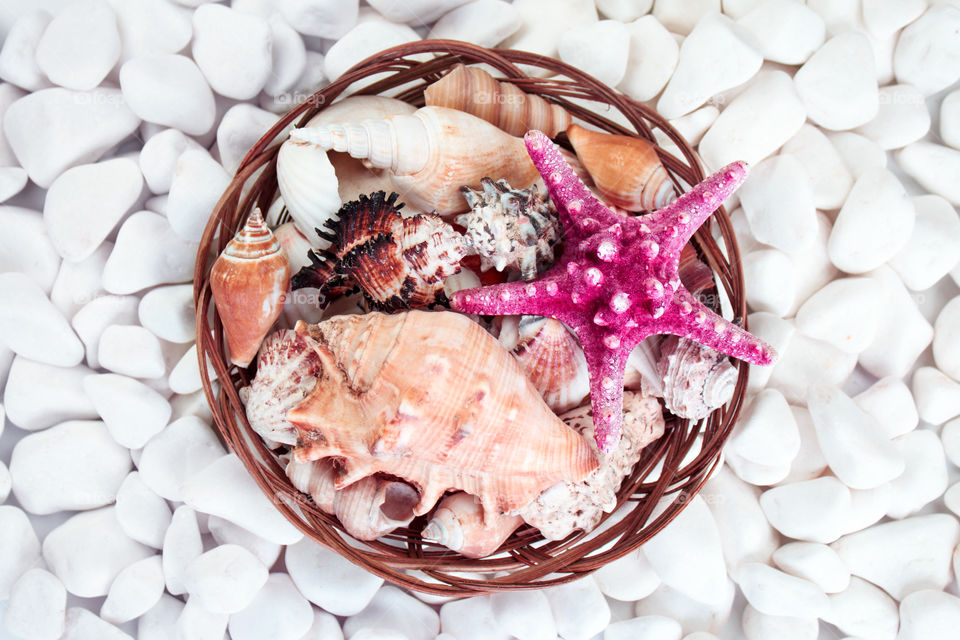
1,1,960,639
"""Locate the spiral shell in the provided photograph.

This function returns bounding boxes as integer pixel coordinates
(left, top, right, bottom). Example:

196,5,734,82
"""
657,335,737,420
422,492,523,559
424,63,572,138
276,133,341,240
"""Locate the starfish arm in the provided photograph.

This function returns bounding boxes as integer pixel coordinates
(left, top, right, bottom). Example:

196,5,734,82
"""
660,288,777,366
578,338,638,453
450,279,563,317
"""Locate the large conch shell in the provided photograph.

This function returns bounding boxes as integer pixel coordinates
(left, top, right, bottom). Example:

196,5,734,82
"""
422,492,523,559
306,95,417,128
657,335,737,420
279,311,598,520
210,209,291,367
288,106,541,215
276,132,341,240
423,63,572,138
566,124,676,212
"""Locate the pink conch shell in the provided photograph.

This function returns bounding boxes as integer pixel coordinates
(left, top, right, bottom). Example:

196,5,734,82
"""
567,124,676,212
423,63,572,138
520,390,665,540
288,106,540,215
422,492,523,558
657,335,737,420
210,209,291,367
281,310,598,520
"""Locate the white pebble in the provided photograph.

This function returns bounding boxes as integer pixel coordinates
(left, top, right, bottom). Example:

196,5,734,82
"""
162,506,203,598
617,15,679,103
108,0,193,62
699,70,806,169
605,616,681,640
0,272,84,366
35,0,121,91
934,295,960,381
4,568,67,640
855,84,930,149
794,33,878,130
899,141,960,206
138,284,195,344
841,484,892,536
739,154,817,252
264,15,306,98
0,460,8,503
119,54,216,136
890,195,960,291
440,596,509,640
227,573,312,640
0,11,53,92
137,594,185,640
278,0,358,39
634,581,734,636
191,4,273,100
323,20,421,82
781,406,829,483
102,211,199,294
558,20,630,88
60,607,133,640
898,589,960,640
115,472,172,550
343,585,439,640
760,476,850,543
593,549,660,602
0,83,27,165
941,89,960,150
426,0,522,48
740,605,817,640
788,217,842,315
768,334,857,405
98,325,167,379
893,4,960,94
0,166,27,203
822,576,899,640
859,266,934,379
176,597,227,640
85,373,170,447
653,0,720,36
490,589,557,640
216,104,281,175
795,277,882,354
10,420,130,515
183,544,268,614
669,106,718,147
0,205,60,295
50,242,111,321
702,466,778,573
727,389,800,468
43,506,153,597
138,416,225,501
168,343,218,395
138,128,202,195
745,312,796,393
735,563,828,619
543,577,610,640
0,506,42,598
166,149,231,241
854,376,919,438
831,513,960,601
736,0,825,64
3,357,97,430
596,0,651,21
884,429,949,518
772,542,850,594
943,417,960,468
207,516,281,569
367,0,470,24
912,367,960,425
285,538,383,616
71,295,140,368
100,555,165,625
742,249,794,317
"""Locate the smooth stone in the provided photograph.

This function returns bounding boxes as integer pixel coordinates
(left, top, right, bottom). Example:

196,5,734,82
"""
941,89,960,150
10,420,130,515
440,596,510,640
742,249,794,317
899,589,960,640
4,569,67,640
207,516,282,571
182,454,303,545
633,581,734,636
191,4,272,100
795,277,882,354
0,272,84,366
617,15,679,103
115,472,172,550
0,11,52,91
138,416,225,501
781,405,830,483
884,429,949,518
859,266,934,379
285,538,383,616
890,195,960,291
323,20,421,81
2,357,97,430
605,616,682,640
60,608,133,640
773,542,850,594
0,166,27,202
0,206,61,293
0,84,27,165
107,0,193,62
794,33,878,130
657,13,761,119
102,211,199,294
119,54,216,136
723,450,791,486
829,168,915,274
174,597,228,640
426,0,522,48
854,376,919,438
138,128,202,194
0,506,42,598
855,84,930,149
593,550,660,602
727,389,799,467
740,605,817,640
137,594,185,640
263,15,306,97
0,344,11,390
300,611,344,640
85,373,170,448
183,544,268,615
500,0,597,75
669,106,718,147
71,295,140,368
216,104,281,175
653,0,721,35
736,0,825,64
543,577,610,640
43,506,153,598
862,0,926,36
98,325,167,379
701,465,778,574
597,0,651,21
260,49,327,114
831,514,960,601
767,334,857,405
781,124,853,210
2,87,140,188
50,242,112,321
367,0,471,24
162,506,203,597
228,573,312,640
744,312,796,393
913,367,960,425
490,589,558,640
822,577,898,640
829,131,888,184
0,460,8,503
35,0,121,91
760,476,850,543
277,0,358,39
558,20,630,88
166,149,231,241
807,386,904,490
735,563,828,619
100,556,165,624
894,5,960,94
934,295,960,380
168,343,218,396
343,585,439,640
899,141,960,206
139,284,195,344
699,70,806,169
841,485,893,536
739,154,817,252
943,417,960,468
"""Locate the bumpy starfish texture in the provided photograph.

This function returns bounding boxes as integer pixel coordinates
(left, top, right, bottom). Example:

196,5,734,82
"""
451,131,777,453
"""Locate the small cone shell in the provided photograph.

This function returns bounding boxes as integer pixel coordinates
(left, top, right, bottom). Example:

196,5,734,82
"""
422,492,523,558
567,124,676,211
210,209,291,367
424,63,572,138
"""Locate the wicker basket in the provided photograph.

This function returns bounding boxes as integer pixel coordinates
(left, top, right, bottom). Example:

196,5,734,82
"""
194,40,750,597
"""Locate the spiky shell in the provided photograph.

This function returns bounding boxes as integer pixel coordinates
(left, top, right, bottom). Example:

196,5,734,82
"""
422,492,523,558
291,191,466,311
657,335,737,420
456,178,561,281
278,311,598,520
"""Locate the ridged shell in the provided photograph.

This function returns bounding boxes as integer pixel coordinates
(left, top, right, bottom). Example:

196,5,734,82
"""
290,191,467,311
210,209,291,367
422,492,523,558
657,335,737,420
276,133,341,240
625,337,664,397
306,95,417,128
520,390,665,540
278,311,598,520
274,222,314,272
567,124,676,212
423,63,572,138
288,106,540,215
678,243,716,295
456,178,561,281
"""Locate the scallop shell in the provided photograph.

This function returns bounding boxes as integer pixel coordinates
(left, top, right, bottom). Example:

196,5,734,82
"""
657,335,737,420
210,209,291,367
275,310,598,520
520,389,666,541
291,191,467,311
456,178,561,281
567,124,676,212
276,132,341,240
288,106,540,215
422,492,523,558
423,63,572,138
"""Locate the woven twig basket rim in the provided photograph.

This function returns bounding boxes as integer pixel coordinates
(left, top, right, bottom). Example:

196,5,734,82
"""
193,40,750,597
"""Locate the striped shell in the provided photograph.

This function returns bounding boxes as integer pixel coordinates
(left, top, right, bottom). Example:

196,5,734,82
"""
657,335,737,420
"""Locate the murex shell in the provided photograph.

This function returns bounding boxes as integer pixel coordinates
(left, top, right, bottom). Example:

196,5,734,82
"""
244,310,598,520
657,335,737,420
290,191,466,311
456,178,561,281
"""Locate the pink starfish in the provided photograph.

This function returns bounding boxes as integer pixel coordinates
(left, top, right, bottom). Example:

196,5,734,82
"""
451,130,777,452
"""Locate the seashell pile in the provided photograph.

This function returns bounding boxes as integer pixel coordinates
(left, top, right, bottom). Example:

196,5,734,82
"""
208,66,773,557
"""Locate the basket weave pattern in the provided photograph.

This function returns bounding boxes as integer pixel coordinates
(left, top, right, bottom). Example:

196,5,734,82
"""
194,41,750,596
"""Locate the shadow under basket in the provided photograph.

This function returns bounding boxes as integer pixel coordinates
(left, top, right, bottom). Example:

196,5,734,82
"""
194,40,751,597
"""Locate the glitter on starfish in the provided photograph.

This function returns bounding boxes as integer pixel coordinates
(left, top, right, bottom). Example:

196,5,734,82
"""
450,130,777,453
